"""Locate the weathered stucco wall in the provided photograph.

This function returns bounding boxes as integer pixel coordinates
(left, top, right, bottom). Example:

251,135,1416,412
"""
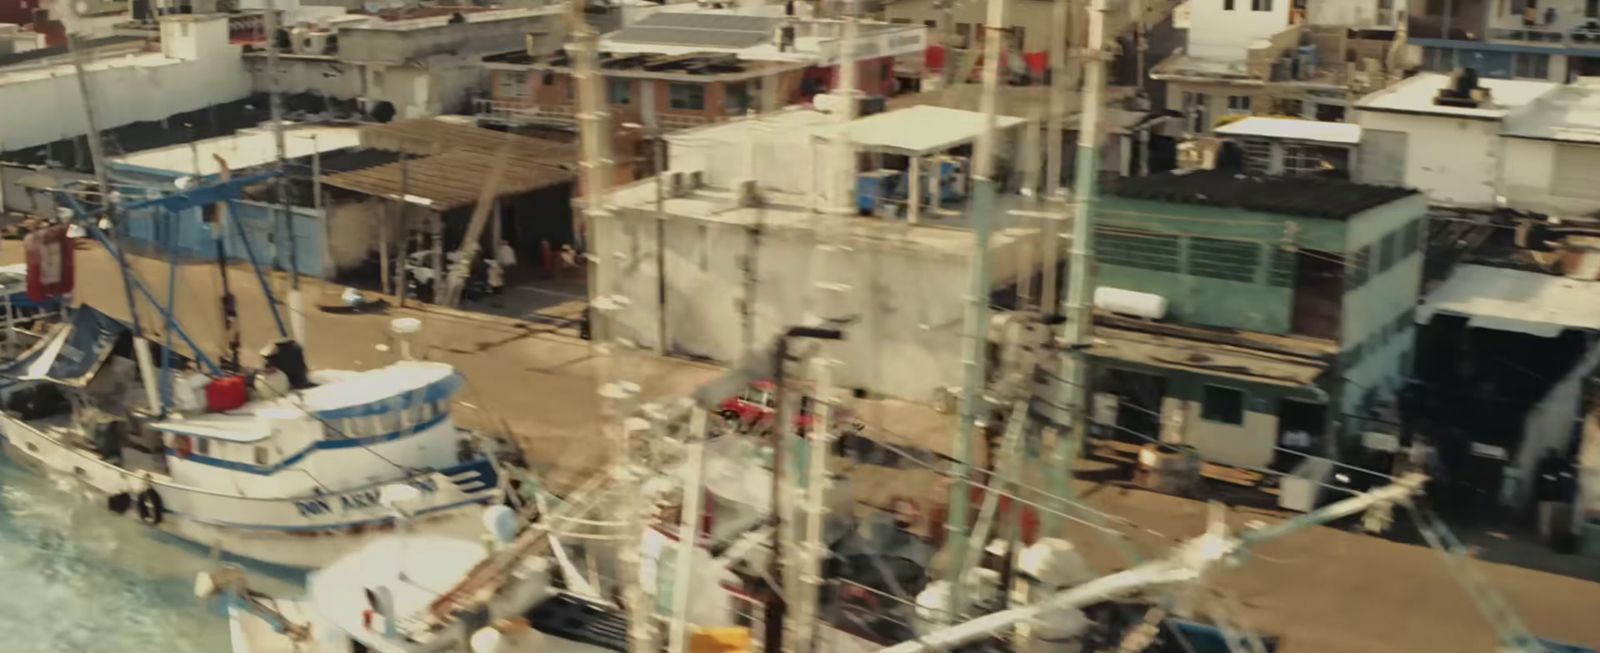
1353,109,1502,208
1093,197,1347,335
606,203,1003,401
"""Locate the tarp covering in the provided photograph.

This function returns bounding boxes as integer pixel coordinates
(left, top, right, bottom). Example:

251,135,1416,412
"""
0,305,127,388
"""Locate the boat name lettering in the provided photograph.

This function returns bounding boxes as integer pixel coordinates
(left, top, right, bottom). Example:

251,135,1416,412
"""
293,479,439,517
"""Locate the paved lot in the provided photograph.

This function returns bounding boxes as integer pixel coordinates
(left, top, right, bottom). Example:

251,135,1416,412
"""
24,246,1600,652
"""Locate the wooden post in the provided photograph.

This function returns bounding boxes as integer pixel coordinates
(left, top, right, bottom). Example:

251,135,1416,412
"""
379,201,392,296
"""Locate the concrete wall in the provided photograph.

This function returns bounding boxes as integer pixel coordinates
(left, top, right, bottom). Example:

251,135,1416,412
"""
1188,0,1291,61
0,17,250,152
0,164,90,218
1337,194,1427,421
606,204,994,401
1353,110,1502,208
336,13,550,66
1093,196,1346,335
1501,138,1600,217
1308,0,1400,30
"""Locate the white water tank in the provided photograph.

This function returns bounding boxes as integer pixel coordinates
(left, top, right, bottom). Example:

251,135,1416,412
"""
1093,287,1168,320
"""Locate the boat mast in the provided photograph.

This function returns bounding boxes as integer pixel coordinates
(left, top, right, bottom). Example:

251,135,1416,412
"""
261,0,306,345
1051,0,1108,526
944,0,1005,621
67,23,161,412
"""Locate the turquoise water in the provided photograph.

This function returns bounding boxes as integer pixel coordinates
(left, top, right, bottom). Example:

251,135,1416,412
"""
0,459,300,653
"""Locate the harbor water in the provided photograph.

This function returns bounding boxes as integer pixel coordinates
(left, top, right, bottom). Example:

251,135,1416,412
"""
0,458,300,653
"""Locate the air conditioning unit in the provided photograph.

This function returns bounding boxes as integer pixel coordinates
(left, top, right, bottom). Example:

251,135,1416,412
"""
732,178,760,208
302,31,330,55
683,169,703,190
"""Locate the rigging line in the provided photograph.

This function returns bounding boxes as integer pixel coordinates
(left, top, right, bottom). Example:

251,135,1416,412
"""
845,414,1155,537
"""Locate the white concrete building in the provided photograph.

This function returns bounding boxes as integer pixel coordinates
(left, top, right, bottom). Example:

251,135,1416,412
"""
600,107,1032,400
1185,0,1291,61
248,6,566,120
1353,72,1600,216
0,15,249,152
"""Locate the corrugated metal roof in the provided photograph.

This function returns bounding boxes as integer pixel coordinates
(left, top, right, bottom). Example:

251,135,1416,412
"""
1418,264,1600,337
320,150,573,211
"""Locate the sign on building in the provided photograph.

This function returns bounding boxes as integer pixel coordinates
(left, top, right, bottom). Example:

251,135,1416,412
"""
25,225,74,302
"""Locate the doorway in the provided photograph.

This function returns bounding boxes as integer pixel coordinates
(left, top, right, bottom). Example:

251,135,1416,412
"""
1290,249,1343,339
1096,367,1166,443
1275,398,1326,469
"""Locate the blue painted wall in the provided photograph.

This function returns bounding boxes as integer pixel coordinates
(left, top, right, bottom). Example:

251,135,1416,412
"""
110,164,326,279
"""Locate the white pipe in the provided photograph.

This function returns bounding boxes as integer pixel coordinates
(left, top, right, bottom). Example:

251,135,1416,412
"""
787,359,834,653
666,408,709,653
288,289,306,347
890,473,1429,653
133,337,160,413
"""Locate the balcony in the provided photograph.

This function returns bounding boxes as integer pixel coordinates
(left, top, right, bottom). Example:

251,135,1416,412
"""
1488,24,1600,48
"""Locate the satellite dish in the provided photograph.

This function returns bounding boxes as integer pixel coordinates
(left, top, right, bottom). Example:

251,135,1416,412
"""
481,505,518,544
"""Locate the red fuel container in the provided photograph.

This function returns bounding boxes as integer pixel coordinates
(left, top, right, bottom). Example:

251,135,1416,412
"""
205,375,248,412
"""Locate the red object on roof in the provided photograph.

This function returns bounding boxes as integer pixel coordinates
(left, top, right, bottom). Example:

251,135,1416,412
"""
205,376,249,413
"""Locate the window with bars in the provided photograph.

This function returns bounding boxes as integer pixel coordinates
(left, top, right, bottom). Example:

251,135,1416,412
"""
1096,228,1181,272
1345,245,1371,288
1188,237,1261,282
669,83,705,110
1268,247,1296,287
496,70,530,98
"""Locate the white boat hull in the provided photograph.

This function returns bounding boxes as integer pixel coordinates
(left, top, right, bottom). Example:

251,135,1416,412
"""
0,414,502,570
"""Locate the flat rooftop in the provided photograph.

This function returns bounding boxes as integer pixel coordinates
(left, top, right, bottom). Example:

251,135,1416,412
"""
1353,72,1555,120
112,125,361,176
596,9,924,64
818,105,1027,156
1417,263,1600,337
1214,117,1362,145
1110,170,1419,220
1501,77,1600,144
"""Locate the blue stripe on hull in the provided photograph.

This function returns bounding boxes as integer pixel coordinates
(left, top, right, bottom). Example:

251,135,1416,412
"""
161,494,498,533
164,411,452,475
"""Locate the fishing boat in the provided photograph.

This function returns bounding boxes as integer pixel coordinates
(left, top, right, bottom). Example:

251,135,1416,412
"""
0,304,509,569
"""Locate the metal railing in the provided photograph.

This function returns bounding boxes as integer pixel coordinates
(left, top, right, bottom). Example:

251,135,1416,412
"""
1488,24,1600,47
474,98,713,132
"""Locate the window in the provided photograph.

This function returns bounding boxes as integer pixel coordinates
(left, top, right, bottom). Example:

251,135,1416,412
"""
1268,247,1296,287
955,23,972,47
1251,0,1273,10
1377,231,1398,273
1188,237,1261,282
1345,245,1371,288
891,17,911,23
1421,47,1455,72
1513,52,1549,79
1588,0,1599,17
881,60,893,82
254,446,269,465
607,78,631,105
725,82,752,115
495,70,529,98
669,83,705,110
1225,0,1235,9
1012,26,1025,50
197,437,211,455
1096,228,1181,272
1226,95,1253,115
1201,385,1245,425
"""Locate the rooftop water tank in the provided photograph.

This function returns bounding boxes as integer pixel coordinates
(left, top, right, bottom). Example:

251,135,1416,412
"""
1093,287,1168,320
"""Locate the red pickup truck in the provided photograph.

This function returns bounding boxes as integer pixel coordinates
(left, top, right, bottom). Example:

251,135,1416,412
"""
718,381,862,435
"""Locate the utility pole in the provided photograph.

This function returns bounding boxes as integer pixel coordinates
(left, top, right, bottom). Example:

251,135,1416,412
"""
1051,0,1109,519
261,0,304,345
1039,0,1071,319
945,0,1006,623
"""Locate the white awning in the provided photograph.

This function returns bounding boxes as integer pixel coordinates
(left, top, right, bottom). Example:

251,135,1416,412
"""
1418,264,1600,337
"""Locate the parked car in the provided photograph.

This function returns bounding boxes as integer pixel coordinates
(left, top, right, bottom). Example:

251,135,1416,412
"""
718,381,864,435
